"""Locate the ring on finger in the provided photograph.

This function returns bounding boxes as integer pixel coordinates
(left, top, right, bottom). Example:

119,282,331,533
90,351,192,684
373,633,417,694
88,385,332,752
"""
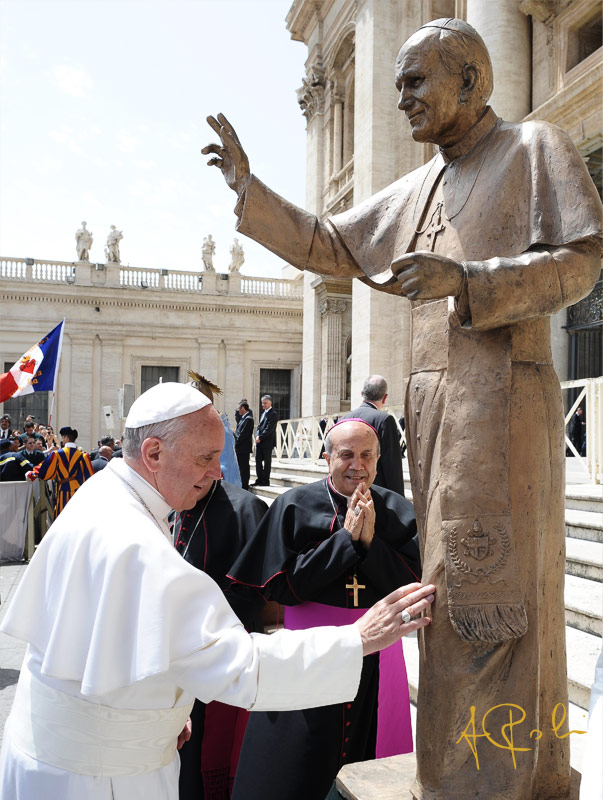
353,506,361,517
401,609,413,624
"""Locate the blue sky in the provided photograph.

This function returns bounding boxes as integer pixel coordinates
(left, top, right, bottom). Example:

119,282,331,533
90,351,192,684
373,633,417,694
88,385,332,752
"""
0,0,308,276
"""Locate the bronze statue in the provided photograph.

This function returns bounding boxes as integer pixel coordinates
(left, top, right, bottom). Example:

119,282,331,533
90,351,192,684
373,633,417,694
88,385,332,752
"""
203,18,602,800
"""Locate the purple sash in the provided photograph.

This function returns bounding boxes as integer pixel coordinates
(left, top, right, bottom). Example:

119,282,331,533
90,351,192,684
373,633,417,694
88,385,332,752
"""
284,603,413,757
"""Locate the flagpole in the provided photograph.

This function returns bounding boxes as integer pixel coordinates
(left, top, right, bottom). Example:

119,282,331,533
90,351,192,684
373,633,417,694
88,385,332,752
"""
48,391,56,428
47,319,65,428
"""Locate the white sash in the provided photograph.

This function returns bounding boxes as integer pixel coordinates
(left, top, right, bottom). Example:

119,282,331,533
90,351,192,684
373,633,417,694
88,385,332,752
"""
9,664,193,777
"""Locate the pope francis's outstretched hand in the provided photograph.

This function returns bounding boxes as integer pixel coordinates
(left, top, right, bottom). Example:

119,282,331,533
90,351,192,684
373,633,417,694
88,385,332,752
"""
358,583,435,656
392,251,465,300
203,113,250,195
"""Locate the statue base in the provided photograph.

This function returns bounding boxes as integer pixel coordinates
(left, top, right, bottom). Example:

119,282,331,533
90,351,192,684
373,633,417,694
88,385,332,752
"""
335,754,582,799
336,753,417,800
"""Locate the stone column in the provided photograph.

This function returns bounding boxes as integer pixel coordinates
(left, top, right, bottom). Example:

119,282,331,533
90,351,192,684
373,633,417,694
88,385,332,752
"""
297,58,327,418
197,339,220,388
349,0,413,407
302,274,323,416
224,342,245,421
466,0,531,121
217,340,226,413
332,90,344,175
68,334,94,450
99,334,124,439
320,298,347,414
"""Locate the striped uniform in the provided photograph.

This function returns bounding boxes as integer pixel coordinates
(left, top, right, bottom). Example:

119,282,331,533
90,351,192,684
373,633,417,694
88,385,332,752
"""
35,445,93,516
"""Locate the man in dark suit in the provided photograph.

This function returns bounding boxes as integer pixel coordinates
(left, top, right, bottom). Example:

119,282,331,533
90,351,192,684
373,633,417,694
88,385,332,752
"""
21,436,46,467
90,446,113,473
254,395,278,487
235,402,254,490
342,375,405,496
0,415,13,441
0,437,34,481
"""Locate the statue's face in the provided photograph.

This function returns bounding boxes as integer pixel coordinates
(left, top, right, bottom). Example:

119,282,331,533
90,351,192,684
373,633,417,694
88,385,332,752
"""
395,37,465,146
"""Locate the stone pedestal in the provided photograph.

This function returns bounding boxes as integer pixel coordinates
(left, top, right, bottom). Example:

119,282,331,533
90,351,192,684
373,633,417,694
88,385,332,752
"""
335,753,582,800
336,753,417,800
202,271,217,293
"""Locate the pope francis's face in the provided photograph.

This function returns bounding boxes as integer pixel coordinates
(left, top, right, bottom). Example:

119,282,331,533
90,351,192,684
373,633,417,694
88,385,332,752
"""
395,35,467,147
155,407,225,511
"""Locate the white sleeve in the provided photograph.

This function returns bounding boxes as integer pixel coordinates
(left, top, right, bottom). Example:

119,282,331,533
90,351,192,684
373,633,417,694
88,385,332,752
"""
169,623,363,712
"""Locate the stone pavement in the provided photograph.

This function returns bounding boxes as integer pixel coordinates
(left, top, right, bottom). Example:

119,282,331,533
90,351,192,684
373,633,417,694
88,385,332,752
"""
0,560,28,746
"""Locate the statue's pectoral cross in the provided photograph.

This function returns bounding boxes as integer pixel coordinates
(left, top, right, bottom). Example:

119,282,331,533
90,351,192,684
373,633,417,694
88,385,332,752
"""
425,201,446,252
346,574,366,608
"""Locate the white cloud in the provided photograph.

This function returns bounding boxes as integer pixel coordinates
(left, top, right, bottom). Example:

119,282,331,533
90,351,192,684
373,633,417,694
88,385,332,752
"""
116,130,139,153
50,124,84,155
135,160,157,170
48,64,93,98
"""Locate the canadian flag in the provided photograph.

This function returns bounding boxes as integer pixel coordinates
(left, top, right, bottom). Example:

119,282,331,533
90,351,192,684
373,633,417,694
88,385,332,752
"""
0,321,65,404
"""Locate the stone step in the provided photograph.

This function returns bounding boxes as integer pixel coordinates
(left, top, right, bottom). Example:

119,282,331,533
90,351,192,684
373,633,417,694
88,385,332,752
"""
565,484,603,513
566,626,602,710
565,574,603,636
565,538,603,583
566,508,603,543
566,456,594,485
250,484,288,506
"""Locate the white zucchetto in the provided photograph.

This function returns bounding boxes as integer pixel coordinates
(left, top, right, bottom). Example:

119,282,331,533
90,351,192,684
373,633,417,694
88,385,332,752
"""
125,382,211,429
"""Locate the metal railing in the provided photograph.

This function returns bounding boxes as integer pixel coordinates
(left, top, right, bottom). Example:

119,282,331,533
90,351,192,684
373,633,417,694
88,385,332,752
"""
562,377,602,485
274,379,602,485
275,406,407,463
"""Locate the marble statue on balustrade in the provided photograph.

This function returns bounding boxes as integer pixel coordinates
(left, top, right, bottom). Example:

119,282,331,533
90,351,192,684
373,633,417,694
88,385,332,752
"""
75,221,93,262
105,225,123,264
229,238,244,272
203,17,602,800
202,234,216,271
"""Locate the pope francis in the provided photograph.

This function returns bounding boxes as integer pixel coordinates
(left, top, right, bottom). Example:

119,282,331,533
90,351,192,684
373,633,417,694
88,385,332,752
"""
0,382,434,800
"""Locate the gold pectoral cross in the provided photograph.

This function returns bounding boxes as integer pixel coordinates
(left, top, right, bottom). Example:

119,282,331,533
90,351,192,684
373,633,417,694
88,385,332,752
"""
346,574,366,607
425,201,446,252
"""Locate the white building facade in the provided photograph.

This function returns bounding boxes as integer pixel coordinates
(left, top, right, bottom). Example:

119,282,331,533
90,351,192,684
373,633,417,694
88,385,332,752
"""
0,257,303,450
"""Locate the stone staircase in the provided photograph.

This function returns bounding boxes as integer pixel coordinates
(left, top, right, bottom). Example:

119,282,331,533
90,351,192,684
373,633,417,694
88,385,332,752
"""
251,458,603,772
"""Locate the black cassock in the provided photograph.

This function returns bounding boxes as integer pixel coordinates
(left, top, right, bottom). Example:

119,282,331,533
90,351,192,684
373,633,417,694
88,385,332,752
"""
174,480,267,800
228,477,420,800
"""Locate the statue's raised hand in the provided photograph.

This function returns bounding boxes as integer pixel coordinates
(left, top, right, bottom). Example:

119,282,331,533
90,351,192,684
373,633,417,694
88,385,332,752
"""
392,251,464,300
203,114,250,195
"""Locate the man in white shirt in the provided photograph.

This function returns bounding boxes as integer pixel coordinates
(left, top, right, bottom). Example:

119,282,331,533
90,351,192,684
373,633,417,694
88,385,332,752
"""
0,382,434,800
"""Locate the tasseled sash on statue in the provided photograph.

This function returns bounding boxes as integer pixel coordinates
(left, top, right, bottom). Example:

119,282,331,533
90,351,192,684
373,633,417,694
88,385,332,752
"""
439,308,528,643
284,603,413,757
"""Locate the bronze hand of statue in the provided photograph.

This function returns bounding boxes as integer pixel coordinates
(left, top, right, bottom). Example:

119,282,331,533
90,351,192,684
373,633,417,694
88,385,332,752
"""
203,113,251,195
392,251,465,300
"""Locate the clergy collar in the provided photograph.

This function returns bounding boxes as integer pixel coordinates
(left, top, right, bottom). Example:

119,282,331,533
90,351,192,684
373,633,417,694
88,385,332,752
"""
439,106,499,164
108,457,172,524
327,475,353,503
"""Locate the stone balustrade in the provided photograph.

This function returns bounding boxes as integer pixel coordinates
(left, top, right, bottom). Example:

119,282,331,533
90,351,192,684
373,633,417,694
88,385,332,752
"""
0,256,303,299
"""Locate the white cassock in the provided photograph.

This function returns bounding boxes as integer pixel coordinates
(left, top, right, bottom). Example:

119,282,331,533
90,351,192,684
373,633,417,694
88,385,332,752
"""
0,458,363,800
